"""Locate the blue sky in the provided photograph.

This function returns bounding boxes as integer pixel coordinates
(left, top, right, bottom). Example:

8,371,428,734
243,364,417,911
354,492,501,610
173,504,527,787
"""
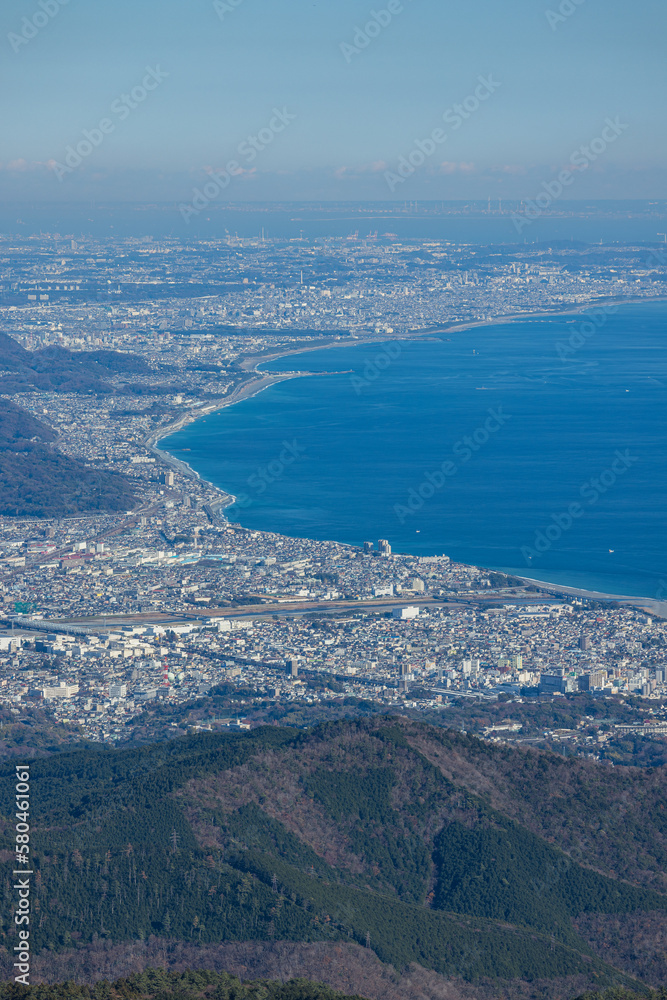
1,0,665,201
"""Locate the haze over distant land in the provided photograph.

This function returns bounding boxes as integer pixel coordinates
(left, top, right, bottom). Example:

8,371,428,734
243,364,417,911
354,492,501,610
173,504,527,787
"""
2,201,667,245
2,0,665,203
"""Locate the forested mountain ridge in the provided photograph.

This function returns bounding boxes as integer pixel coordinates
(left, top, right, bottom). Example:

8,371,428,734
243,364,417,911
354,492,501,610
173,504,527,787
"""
0,333,165,516
3,971,664,1000
181,720,667,894
0,968,367,1000
0,333,150,395
0,719,665,993
0,397,135,517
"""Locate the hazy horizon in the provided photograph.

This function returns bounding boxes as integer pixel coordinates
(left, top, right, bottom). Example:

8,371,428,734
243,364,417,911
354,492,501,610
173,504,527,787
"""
2,0,665,205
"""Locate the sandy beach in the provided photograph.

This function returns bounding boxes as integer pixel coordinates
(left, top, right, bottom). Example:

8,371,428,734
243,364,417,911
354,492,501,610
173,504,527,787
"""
516,575,667,618
148,373,299,495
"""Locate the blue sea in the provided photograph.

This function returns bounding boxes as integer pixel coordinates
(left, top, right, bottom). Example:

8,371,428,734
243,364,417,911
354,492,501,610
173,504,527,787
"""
162,300,667,599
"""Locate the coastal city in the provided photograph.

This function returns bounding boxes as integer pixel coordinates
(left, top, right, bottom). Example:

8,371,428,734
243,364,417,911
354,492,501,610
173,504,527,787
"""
2,231,666,347
5,3,667,993
5,1,667,994
0,232,665,761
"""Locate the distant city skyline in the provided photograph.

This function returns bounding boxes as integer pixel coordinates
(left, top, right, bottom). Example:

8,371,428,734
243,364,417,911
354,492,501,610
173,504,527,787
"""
1,0,666,202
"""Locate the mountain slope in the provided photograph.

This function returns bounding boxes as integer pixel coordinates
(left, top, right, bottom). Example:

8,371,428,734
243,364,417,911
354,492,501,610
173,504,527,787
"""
0,719,665,991
0,968,368,1000
0,398,135,517
0,333,150,395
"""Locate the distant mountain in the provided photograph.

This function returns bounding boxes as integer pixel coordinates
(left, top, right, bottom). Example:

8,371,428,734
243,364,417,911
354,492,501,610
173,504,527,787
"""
0,333,150,395
0,333,147,516
1,719,665,997
0,398,56,445
0,398,135,517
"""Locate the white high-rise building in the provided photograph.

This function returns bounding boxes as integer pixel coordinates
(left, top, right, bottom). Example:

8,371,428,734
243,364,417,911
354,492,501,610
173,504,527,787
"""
393,606,420,620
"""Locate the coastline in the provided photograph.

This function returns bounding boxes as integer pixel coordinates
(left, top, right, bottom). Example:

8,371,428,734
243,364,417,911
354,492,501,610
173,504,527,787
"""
232,293,667,371
515,575,667,618
148,372,302,506
152,294,667,610
413,293,667,338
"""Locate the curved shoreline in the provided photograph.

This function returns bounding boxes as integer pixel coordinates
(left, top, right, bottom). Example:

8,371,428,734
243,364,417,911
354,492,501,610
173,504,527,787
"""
148,373,301,500
229,294,667,372
515,574,667,617
152,295,667,611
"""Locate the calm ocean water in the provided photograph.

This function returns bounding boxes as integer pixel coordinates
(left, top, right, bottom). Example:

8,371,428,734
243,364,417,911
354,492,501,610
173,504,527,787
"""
163,301,667,599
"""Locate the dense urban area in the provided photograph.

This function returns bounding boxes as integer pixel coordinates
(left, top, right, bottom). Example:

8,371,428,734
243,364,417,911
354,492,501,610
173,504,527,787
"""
0,232,665,762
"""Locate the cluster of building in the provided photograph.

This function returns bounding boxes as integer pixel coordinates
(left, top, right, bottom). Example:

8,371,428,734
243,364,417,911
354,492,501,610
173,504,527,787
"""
0,233,665,748
0,501,665,743
2,234,666,348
